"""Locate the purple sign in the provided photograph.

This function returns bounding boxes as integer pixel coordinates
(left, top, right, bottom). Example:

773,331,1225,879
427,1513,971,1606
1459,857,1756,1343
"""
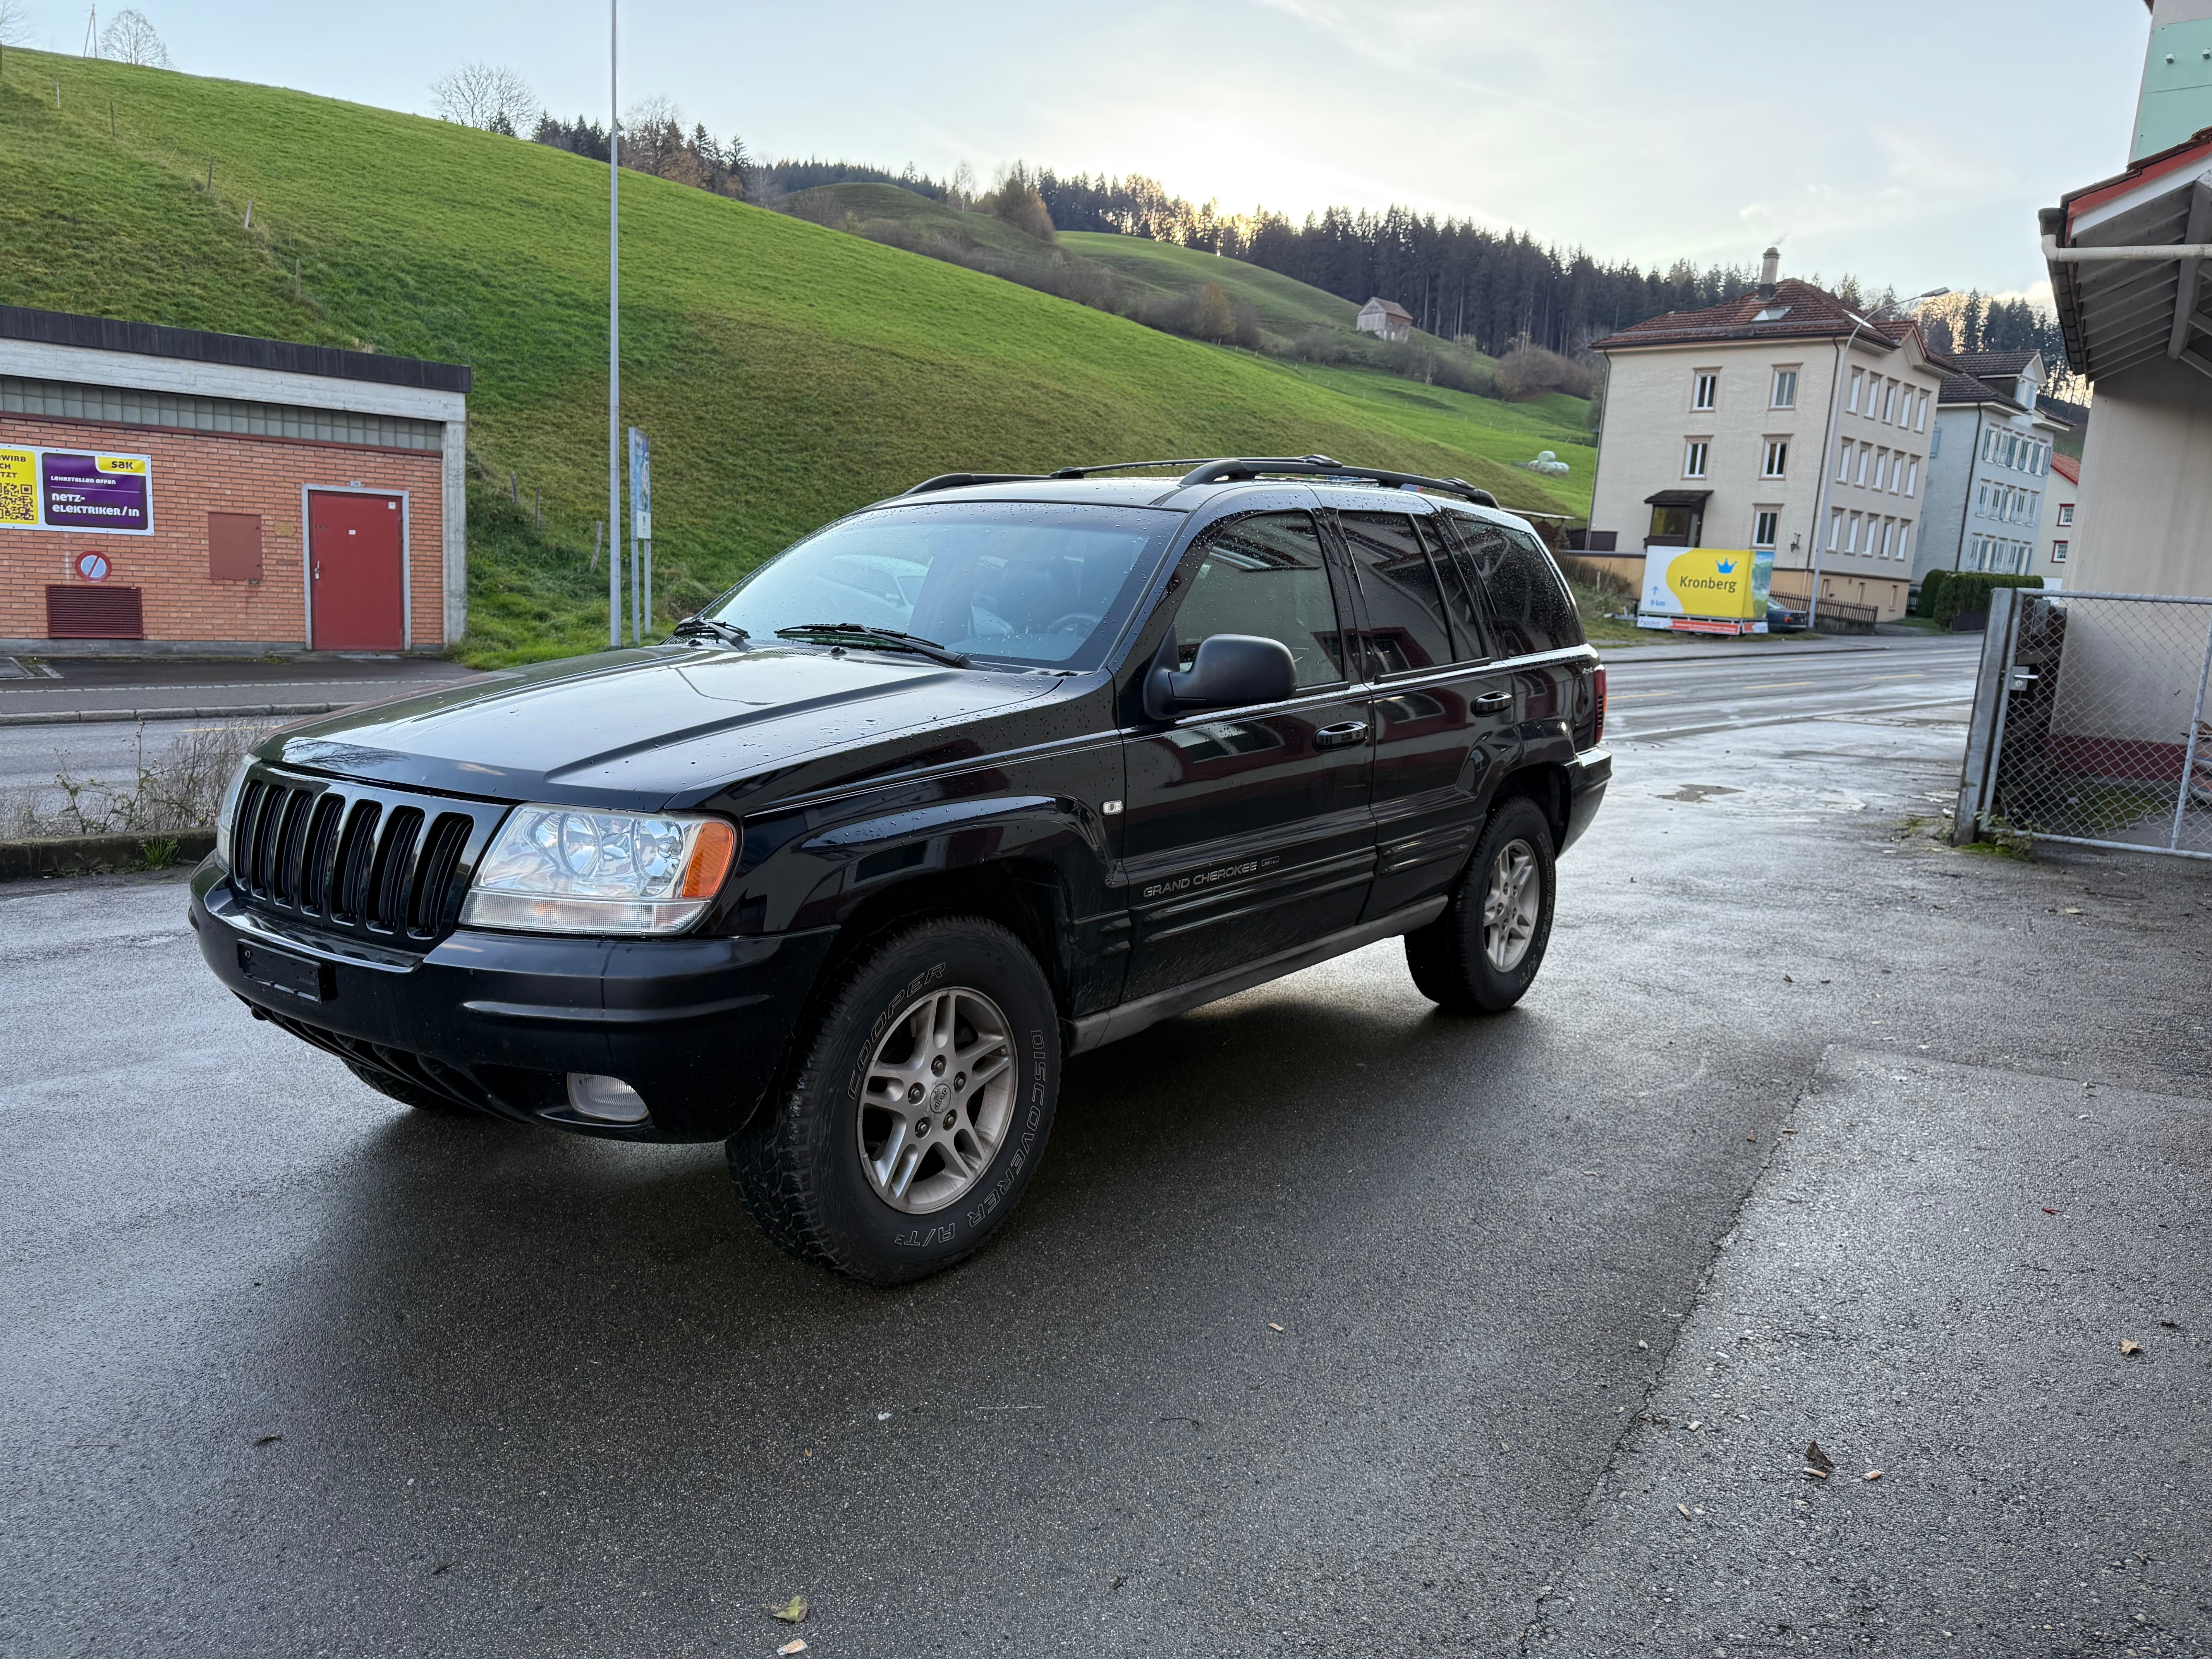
42,452,151,534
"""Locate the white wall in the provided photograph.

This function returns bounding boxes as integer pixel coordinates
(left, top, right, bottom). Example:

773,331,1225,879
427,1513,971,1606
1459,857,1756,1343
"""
2070,354,2212,597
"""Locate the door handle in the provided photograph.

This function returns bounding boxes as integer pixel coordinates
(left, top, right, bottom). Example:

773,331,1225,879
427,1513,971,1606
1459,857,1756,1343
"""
1314,720,1369,749
1474,690,1514,711
313,562,321,580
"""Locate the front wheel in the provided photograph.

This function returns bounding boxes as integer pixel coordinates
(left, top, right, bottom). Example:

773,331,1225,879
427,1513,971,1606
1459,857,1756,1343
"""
730,917,1061,1283
1404,795,1558,1013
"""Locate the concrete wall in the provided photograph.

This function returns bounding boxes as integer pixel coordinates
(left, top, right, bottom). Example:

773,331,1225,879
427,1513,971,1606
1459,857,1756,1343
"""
0,415,445,651
2069,354,2212,597
1592,334,1939,619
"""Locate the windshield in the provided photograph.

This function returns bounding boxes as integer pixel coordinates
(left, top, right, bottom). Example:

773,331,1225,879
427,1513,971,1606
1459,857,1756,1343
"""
705,501,1182,670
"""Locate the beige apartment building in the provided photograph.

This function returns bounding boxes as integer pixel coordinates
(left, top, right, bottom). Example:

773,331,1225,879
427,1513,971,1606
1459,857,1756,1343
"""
1588,254,1948,620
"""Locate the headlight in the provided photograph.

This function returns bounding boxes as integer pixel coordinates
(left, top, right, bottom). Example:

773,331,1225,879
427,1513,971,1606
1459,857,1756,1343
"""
460,805,737,936
213,758,254,867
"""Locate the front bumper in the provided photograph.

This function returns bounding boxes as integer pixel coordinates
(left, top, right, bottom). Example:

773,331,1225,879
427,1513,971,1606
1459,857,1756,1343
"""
1561,746,1611,853
190,861,834,1142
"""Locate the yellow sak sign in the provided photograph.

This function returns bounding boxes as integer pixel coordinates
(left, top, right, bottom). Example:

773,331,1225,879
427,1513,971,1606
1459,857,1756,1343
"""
1638,546,1774,623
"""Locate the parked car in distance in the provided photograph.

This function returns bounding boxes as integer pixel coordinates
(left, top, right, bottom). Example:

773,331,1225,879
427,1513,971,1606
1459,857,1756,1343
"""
1767,599,1810,632
192,457,1611,1282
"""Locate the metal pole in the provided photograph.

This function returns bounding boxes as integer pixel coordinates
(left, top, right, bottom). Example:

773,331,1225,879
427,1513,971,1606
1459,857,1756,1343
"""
628,447,641,645
2168,608,2212,850
607,0,621,649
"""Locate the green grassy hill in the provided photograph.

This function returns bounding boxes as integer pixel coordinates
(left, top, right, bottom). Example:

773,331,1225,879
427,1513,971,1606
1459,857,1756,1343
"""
1056,232,1359,338
0,50,1580,665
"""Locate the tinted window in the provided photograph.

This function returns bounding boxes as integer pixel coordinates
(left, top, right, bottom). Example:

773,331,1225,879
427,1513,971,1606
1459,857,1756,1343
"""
1171,512,1347,690
1338,512,1458,674
1450,517,1583,656
708,501,1178,670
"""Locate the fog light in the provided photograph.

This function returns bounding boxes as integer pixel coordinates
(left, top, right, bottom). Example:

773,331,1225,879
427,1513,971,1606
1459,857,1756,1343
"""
566,1073,649,1124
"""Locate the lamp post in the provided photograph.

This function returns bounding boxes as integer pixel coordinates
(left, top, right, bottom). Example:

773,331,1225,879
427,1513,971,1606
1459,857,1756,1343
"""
1804,287,1947,630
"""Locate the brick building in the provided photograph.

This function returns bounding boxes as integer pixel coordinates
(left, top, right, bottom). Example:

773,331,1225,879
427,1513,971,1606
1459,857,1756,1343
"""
1,307,469,655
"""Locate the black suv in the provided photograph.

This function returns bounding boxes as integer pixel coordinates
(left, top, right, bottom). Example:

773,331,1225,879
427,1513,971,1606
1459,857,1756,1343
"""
192,458,1609,1281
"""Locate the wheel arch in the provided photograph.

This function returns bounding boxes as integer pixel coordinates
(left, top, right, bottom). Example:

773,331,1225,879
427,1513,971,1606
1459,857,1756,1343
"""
1491,761,1571,850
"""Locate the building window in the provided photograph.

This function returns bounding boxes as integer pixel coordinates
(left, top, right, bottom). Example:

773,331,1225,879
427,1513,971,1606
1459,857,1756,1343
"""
1982,429,1998,463
1930,422,1942,457
2057,502,2074,526
1762,439,1789,478
1828,508,1844,550
2052,539,2069,562
1856,447,1869,486
1882,381,1896,422
1875,448,1890,489
1836,440,1853,482
1847,512,1862,552
1975,481,1989,516
1692,371,1718,411
1905,457,1918,496
1914,391,1928,432
1897,522,1912,563
1753,509,1779,547
1879,519,1894,558
1848,368,1863,412
1771,368,1798,409
1685,439,1710,477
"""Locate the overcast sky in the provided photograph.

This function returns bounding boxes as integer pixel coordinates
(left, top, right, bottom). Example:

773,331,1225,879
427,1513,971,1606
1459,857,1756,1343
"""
16,1,2156,302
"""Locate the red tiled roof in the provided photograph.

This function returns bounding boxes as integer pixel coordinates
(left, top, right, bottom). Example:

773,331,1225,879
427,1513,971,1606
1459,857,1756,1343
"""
2051,452,2080,485
1591,280,1924,354
1364,297,1413,321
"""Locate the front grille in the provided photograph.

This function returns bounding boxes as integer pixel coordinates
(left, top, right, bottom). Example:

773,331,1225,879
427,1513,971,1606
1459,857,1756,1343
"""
229,768,506,948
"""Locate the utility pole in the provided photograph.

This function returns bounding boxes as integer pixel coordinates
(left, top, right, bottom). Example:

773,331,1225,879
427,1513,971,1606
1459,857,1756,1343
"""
608,0,622,649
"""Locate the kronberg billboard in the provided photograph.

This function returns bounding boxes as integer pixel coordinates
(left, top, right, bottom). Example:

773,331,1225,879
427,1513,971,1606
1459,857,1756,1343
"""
1638,546,1773,635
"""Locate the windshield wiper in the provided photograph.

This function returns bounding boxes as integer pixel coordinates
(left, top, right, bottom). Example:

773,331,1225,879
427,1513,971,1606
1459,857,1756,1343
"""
774,623,969,668
670,615,751,647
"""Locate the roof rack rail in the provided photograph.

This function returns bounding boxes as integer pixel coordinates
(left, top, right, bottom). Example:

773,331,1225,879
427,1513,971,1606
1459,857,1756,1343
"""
1046,458,1215,479
900,472,1048,496
1175,457,1499,509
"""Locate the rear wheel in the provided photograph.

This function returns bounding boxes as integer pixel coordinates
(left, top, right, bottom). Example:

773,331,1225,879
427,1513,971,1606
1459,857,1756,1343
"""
730,917,1060,1284
1405,795,1557,1013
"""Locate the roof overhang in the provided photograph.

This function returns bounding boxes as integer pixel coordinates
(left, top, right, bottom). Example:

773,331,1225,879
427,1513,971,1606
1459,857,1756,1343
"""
1643,489,1712,508
2043,126,2212,385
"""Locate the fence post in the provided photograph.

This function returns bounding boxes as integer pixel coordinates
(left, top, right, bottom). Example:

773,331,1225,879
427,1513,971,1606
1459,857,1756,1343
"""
2168,607,2212,850
1953,586,2023,845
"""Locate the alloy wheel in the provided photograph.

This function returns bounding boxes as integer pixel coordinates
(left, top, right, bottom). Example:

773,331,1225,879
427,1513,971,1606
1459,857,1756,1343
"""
855,985,1016,1214
1482,838,1540,972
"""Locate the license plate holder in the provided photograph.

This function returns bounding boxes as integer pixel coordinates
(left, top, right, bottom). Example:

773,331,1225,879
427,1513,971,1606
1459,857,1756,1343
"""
239,941,332,1003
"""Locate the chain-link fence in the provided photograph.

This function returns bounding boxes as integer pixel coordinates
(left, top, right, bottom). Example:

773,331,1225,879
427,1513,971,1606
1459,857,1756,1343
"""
1957,587,2212,859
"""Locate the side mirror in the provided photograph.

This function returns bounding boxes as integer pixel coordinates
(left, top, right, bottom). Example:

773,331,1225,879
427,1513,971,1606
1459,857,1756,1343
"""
1145,633,1297,718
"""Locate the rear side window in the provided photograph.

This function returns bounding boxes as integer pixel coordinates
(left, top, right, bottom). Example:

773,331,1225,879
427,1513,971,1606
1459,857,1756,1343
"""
1337,511,1458,674
1450,517,1583,656
1171,511,1348,689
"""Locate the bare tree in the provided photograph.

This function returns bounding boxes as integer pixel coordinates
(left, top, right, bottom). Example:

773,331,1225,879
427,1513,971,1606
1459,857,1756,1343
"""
431,61,534,133
0,0,35,46
99,9,173,67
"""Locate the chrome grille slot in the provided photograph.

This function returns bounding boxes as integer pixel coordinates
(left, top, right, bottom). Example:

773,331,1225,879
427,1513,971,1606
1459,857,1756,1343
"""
366,806,425,933
228,766,507,951
330,800,383,925
300,793,344,913
271,789,314,905
410,814,473,938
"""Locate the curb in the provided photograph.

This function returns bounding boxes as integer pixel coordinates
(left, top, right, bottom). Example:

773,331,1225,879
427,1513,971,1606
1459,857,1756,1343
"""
0,702,345,728
0,828,217,881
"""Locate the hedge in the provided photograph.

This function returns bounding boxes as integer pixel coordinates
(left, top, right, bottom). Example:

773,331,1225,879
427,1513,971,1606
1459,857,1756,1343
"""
1933,571,2043,626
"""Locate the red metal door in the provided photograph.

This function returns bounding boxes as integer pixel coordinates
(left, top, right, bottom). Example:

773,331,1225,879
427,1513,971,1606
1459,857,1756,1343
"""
309,492,404,649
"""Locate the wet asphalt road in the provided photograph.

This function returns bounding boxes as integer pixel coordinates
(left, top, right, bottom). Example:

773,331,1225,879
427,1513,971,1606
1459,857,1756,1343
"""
5,644,2210,1657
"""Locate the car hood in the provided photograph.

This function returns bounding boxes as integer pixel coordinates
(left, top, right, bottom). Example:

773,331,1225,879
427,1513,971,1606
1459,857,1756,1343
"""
262,644,1060,806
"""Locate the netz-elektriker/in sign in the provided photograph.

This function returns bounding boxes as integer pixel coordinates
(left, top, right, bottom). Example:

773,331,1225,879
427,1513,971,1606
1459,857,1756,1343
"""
0,444,155,536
